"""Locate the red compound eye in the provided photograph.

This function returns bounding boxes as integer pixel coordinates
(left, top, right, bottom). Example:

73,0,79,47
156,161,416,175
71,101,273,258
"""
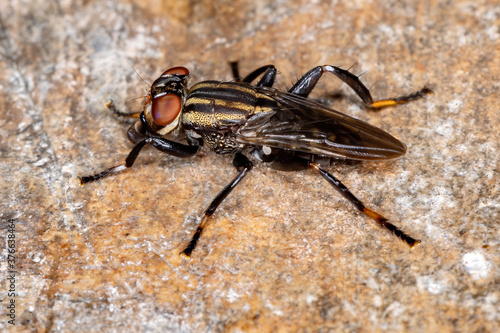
151,93,182,126
161,66,190,76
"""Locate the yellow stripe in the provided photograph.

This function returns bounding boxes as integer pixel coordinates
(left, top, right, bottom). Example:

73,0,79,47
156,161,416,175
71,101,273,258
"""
184,97,212,107
183,111,216,127
256,92,275,102
185,97,254,112
183,110,247,125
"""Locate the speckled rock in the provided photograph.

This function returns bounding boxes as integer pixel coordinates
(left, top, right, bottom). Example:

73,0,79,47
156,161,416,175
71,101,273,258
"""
0,0,498,332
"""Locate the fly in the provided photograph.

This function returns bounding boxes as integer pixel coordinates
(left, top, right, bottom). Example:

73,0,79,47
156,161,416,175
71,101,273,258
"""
79,62,433,257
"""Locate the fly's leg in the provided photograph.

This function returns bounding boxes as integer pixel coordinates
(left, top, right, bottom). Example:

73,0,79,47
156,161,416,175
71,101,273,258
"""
80,111,200,184
243,65,277,87
230,61,277,87
289,65,433,107
104,99,142,118
181,153,253,258
308,161,420,247
79,132,199,185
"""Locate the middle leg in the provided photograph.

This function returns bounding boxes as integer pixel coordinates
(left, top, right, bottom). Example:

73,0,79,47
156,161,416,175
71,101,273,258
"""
230,61,277,87
181,152,253,258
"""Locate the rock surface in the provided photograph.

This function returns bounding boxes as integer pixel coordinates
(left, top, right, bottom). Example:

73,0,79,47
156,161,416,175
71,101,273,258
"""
0,0,498,332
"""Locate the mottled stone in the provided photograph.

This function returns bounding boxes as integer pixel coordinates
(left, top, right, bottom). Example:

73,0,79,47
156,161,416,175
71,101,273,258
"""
0,0,498,332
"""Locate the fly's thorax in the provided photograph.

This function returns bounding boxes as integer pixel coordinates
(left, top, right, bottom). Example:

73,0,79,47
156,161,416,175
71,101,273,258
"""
181,81,277,132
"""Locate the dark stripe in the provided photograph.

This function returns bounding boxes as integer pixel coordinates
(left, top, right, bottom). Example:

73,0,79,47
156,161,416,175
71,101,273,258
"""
189,81,257,105
184,99,213,114
183,81,278,130
256,96,277,109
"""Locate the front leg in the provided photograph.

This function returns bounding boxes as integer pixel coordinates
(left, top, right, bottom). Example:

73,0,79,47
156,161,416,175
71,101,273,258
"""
105,99,142,118
79,131,199,185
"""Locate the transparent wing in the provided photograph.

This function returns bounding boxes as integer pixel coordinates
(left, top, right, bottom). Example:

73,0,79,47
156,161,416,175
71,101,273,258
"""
236,87,406,160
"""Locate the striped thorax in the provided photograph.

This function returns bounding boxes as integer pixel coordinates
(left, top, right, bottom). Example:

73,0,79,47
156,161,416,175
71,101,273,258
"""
142,69,277,154
182,81,276,130
180,81,277,153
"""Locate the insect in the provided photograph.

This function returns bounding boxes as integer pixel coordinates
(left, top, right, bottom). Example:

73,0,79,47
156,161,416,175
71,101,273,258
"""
80,62,432,257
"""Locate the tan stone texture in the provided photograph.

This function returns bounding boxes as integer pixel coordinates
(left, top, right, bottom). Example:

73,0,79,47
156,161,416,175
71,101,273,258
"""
0,0,498,332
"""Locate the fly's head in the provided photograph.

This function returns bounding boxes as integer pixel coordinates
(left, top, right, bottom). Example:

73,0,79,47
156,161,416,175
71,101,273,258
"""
142,67,190,135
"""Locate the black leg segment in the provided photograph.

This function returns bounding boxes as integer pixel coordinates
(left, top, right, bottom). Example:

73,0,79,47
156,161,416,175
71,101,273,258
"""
289,65,433,107
181,152,253,258
308,161,420,248
79,136,199,185
229,62,277,87
230,61,241,81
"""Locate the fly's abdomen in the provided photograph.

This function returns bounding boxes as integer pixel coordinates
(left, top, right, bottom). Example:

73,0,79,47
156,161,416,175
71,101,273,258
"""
181,81,276,131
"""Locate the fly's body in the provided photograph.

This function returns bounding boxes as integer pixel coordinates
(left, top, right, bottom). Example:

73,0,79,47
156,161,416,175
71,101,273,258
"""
181,81,277,153
80,62,432,257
